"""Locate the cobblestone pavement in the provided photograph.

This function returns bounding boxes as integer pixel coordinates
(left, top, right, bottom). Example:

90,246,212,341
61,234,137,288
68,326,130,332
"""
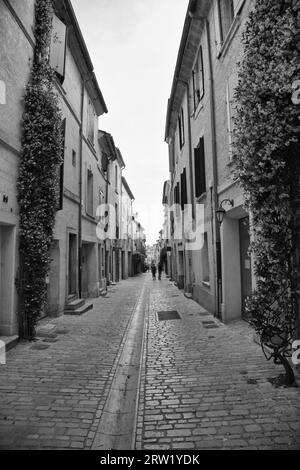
1,274,300,450
136,276,300,450
0,277,146,450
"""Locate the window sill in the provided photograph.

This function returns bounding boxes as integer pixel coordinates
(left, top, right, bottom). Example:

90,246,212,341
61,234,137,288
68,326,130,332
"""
83,213,97,225
54,76,67,96
217,14,242,60
86,212,95,220
83,135,98,161
227,156,235,168
193,98,204,120
195,192,207,203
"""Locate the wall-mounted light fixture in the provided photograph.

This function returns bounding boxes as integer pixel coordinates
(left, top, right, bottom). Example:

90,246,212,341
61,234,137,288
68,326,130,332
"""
216,199,234,225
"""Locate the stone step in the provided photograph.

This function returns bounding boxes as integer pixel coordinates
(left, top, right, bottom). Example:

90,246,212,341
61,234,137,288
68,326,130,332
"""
65,298,85,311
64,303,93,316
0,335,19,352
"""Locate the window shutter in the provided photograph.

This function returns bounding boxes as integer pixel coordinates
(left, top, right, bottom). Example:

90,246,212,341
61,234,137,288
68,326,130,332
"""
180,108,185,148
50,14,67,83
199,47,205,100
194,137,206,198
214,0,223,54
180,169,187,211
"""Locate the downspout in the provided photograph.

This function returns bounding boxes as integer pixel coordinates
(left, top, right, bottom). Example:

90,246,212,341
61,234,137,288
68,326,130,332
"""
105,159,110,284
186,82,195,220
206,19,221,318
78,77,84,299
186,81,195,294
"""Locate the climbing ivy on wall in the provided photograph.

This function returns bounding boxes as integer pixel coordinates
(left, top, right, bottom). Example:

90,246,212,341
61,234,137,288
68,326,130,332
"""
232,0,300,384
17,0,63,340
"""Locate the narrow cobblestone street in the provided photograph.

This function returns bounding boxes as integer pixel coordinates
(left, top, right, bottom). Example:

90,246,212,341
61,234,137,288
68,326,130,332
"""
0,274,300,450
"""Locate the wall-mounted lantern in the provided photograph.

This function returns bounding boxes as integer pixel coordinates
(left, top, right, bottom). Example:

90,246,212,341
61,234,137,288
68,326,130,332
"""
216,199,234,225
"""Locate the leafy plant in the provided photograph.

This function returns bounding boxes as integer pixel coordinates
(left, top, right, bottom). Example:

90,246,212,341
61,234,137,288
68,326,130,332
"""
232,0,300,385
17,0,63,340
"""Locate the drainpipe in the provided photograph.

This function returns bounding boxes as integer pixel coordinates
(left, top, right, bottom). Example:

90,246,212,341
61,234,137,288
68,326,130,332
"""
206,20,222,318
186,81,195,294
78,77,84,299
186,82,195,220
105,160,109,284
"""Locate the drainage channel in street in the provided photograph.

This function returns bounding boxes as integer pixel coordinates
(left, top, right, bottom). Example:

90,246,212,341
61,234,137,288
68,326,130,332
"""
92,282,148,450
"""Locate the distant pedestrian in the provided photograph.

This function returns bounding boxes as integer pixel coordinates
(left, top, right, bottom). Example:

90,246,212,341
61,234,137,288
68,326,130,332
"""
151,262,157,280
158,262,163,280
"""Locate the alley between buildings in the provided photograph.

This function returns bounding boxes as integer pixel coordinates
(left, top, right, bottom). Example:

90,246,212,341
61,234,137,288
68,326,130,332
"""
0,274,299,450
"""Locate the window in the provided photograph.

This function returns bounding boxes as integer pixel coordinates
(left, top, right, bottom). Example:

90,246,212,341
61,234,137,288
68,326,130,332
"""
87,169,94,216
56,118,66,211
180,169,188,211
49,14,67,84
215,0,245,54
72,150,76,167
218,0,234,42
115,203,119,239
178,108,185,150
174,183,180,217
194,137,206,198
192,46,205,111
87,100,95,145
115,165,118,192
202,233,210,284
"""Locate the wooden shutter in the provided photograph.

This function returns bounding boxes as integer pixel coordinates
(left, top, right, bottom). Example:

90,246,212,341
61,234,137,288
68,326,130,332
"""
199,47,205,100
214,0,223,54
50,14,67,84
180,169,187,210
181,108,185,147
194,138,206,198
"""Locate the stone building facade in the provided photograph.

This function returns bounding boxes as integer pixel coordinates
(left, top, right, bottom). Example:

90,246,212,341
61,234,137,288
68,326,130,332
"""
0,0,142,341
165,0,255,322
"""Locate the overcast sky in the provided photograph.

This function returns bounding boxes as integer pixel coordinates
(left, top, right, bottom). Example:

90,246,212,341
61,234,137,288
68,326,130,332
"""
71,0,189,245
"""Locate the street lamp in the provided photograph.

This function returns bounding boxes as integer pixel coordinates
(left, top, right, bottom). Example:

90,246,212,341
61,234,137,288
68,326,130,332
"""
216,199,234,225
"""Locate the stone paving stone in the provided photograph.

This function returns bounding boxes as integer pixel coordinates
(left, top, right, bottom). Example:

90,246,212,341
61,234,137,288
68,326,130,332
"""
136,276,300,450
0,277,146,450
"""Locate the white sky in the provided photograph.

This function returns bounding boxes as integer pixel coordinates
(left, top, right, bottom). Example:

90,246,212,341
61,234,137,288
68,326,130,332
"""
71,0,189,245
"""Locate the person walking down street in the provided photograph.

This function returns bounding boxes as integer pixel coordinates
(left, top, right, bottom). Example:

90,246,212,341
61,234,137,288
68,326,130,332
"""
158,262,163,280
151,262,157,280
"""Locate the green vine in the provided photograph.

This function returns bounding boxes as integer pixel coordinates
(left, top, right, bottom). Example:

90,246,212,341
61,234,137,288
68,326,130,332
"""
17,0,63,340
232,0,300,384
